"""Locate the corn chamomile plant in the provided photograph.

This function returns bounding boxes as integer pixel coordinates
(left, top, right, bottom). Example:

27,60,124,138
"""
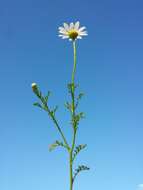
32,21,89,190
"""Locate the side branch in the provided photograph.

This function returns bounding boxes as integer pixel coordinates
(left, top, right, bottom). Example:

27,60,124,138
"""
32,84,70,151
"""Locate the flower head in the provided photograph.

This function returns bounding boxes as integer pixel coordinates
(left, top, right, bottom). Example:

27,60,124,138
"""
58,21,88,41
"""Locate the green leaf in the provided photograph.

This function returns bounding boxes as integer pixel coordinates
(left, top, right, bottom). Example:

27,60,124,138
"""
77,92,84,101
73,144,87,161
33,102,42,109
73,165,90,182
67,83,73,92
49,140,66,152
67,83,78,93
38,91,46,104
53,105,58,113
50,105,58,117
75,92,84,109
72,112,85,128
64,101,72,111
44,91,51,103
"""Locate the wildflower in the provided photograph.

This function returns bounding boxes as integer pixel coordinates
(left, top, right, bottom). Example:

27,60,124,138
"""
58,21,88,41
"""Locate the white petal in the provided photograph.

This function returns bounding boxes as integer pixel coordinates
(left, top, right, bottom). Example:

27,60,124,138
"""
80,33,88,36
59,29,67,33
59,27,65,31
78,26,86,32
74,21,80,30
63,23,69,30
59,30,68,35
62,36,69,39
70,22,74,29
79,31,88,34
77,36,82,39
59,34,65,37
59,28,67,33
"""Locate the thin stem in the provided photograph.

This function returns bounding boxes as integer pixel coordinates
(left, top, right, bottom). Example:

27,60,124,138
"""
44,105,70,150
69,151,73,190
51,114,70,150
72,41,77,84
69,40,77,190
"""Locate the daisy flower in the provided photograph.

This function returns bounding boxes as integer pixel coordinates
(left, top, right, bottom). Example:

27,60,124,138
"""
58,21,88,41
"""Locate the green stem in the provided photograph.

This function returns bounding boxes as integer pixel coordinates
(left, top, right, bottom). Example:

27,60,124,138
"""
69,151,73,190
44,105,70,150
72,41,77,84
51,114,70,150
69,40,77,190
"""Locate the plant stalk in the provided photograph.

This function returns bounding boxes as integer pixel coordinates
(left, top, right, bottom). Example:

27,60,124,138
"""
69,40,77,190
43,104,70,150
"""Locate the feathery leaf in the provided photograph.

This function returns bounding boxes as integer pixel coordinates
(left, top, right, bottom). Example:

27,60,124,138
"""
73,144,87,161
49,140,66,152
33,102,42,109
73,165,90,182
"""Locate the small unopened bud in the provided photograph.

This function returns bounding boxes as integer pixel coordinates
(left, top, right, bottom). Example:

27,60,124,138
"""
31,83,37,91
31,83,40,96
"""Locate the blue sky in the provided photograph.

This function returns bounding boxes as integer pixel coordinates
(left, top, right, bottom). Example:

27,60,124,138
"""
0,0,143,190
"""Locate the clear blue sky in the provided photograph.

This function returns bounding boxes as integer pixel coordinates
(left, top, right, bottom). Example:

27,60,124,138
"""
0,0,143,190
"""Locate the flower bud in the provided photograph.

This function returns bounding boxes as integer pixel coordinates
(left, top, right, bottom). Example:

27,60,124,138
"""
31,83,37,91
31,83,39,96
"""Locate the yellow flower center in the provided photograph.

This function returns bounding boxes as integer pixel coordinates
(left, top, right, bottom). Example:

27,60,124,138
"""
68,30,78,40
